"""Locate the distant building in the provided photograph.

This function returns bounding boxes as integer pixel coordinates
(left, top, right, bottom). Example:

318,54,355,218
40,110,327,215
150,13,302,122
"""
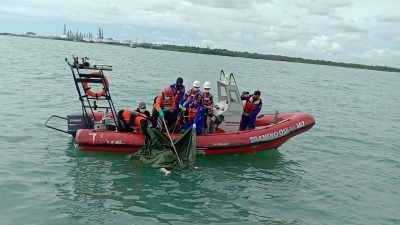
61,24,108,41
98,28,104,39
26,32,36,36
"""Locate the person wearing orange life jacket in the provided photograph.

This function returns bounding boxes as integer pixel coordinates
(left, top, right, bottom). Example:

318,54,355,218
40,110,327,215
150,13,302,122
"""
239,90,262,131
201,81,214,110
182,93,206,135
201,81,214,133
180,80,201,107
117,102,150,135
151,86,176,129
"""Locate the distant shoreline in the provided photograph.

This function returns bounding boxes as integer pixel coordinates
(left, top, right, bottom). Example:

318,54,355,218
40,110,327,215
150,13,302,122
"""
2,32,399,73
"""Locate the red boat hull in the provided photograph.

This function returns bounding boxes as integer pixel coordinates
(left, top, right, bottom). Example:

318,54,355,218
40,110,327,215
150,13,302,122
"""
75,113,315,155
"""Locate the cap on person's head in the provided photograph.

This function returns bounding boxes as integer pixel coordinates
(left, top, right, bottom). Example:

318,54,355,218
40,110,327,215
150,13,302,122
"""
254,90,261,96
138,102,146,109
176,77,183,85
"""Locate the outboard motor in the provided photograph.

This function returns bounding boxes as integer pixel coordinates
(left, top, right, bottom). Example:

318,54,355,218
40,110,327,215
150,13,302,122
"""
67,114,94,136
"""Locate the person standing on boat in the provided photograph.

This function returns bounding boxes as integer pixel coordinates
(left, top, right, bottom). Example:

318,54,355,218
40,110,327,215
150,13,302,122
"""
170,77,185,117
180,80,201,107
151,86,176,129
201,81,214,111
117,102,150,135
182,93,206,135
240,90,262,131
201,81,214,133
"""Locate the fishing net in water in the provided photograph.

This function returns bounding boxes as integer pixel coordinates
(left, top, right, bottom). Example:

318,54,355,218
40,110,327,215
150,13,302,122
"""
127,128,196,171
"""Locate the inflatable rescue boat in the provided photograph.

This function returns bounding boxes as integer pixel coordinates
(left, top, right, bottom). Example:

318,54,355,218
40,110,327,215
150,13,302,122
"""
45,56,315,155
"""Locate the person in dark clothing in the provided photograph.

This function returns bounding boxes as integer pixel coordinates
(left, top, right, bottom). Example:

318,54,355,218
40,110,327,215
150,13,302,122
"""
170,77,186,117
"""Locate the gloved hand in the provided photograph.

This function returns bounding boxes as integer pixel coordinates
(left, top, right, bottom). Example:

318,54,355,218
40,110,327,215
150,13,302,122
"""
158,109,164,118
162,107,170,112
179,105,186,111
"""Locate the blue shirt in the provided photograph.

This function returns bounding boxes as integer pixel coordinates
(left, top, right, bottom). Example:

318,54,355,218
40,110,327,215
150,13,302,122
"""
170,83,185,105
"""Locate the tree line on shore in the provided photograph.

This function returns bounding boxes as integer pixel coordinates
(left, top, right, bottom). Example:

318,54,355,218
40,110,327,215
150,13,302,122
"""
1,32,399,73
138,43,400,73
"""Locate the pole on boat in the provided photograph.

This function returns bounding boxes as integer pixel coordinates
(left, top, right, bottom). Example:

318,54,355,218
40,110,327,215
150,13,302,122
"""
162,117,183,166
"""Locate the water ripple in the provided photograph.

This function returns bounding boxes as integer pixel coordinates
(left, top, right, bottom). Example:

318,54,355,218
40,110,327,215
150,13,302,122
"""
1,35,399,225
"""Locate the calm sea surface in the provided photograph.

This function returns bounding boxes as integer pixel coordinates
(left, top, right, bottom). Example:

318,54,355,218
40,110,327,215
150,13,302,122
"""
0,35,399,225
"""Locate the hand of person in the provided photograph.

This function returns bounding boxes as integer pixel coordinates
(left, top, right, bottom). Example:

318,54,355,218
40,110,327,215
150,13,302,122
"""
158,109,164,118
162,107,170,112
179,105,186,111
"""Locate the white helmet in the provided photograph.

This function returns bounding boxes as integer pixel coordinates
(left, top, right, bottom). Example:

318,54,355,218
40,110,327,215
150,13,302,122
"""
192,80,201,88
203,81,211,89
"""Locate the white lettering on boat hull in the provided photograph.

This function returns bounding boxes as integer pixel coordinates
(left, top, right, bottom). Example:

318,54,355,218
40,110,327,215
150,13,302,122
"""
249,121,305,143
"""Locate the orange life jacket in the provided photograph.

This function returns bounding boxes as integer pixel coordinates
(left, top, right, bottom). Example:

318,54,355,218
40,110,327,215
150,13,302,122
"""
134,114,146,128
186,89,199,102
122,109,133,125
243,96,262,115
202,92,213,107
175,89,184,105
188,107,198,121
155,92,175,111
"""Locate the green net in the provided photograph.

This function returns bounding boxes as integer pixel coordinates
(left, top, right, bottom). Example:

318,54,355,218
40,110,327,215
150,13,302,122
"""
127,127,196,171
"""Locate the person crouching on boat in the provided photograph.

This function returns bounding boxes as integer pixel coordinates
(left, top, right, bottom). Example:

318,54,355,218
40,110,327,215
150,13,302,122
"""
239,90,262,131
180,80,201,107
117,102,150,135
170,77,185,117
182,93,206,135
151,86,176,129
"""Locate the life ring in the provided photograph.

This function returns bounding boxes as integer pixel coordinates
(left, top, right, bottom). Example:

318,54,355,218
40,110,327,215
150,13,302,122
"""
82,71,109,98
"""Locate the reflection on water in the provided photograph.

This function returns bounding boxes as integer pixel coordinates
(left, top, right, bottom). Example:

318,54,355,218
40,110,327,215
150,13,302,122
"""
55,147,303,224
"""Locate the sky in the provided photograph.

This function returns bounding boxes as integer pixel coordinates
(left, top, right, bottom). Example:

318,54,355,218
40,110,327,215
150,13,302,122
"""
0,0,399,67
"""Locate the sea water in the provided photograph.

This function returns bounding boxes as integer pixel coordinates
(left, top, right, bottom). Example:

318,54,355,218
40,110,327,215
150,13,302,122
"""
0,35,399,225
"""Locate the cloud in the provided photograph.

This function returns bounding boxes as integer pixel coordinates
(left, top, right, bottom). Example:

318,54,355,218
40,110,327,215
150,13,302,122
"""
376,11,400,23
362,48,400,59
275,40,299,49
306,35,341,54
0,0,399,67
260,23,312,42
395,35,400,43
179,0,273,9
296,0,352,15
332,16,367,33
